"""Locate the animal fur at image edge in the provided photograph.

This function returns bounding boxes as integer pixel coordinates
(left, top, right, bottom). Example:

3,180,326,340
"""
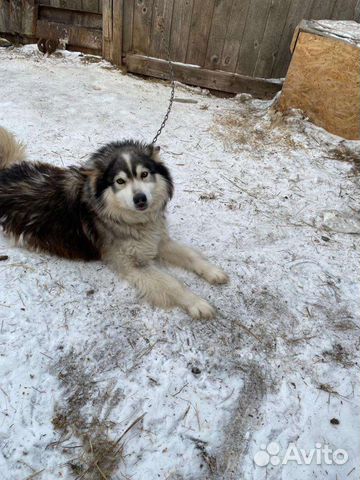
0,127,228,319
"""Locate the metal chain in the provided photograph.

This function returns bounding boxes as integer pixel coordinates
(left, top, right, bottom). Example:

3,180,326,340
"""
151,36,175,145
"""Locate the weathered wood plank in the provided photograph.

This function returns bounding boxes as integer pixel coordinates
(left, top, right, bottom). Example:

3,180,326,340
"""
331,0,357,19
170,0,193,63
133,0,155,55
126,53,282,98
102,0,112,60
186,0,216,66
236,0,271,76
111,0,123,65
309,0,337,20
81,0,100,13
123,0,134,54
356,0,360,21
149,0,174,59
204,0,233,70
36,19,102,50
0,0,10,33
9,0,23,34
254,0,292,78
221,0,251,72
39,6,102,28
22,0,37,36
271,0,313,77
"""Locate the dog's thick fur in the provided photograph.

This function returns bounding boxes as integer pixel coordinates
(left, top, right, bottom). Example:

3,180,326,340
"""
0,127,228,318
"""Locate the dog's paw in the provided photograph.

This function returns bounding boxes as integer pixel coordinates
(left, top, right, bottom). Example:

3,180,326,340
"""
203,266,229,285
187,298,216,320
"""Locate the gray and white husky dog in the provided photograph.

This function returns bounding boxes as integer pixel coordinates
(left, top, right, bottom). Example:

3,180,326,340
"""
0,127,228,319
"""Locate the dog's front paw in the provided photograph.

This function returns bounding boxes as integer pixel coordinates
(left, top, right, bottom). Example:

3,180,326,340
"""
203,266,229,285
187,298,216,320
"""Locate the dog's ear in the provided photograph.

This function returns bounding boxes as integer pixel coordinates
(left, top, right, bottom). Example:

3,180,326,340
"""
147,145,162,163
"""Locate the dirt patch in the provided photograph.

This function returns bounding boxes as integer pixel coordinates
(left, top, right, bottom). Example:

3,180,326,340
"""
210,97,305,153
50,350,138,480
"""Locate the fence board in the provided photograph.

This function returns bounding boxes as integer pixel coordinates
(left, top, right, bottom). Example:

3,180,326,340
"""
37,19,101,49
102,0,112,60
39,6,102,28
133,0,155,55
271,0,313,77
204,0,233,70
123,0,134,53
111,0,123,64
332,0,357,19
236,0,271,76
309,0,337,19
170,0,193,63
254,0,291,78
356,0,360,20
126,53,282,97
0,0,10,32
81,0,100,13
150,0,174,59
186,0,215,66
220,0,251,72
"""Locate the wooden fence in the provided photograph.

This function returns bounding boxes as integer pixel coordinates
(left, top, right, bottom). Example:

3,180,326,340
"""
1,0,360,96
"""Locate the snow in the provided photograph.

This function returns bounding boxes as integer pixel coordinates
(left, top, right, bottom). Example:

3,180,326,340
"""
0,45,359,480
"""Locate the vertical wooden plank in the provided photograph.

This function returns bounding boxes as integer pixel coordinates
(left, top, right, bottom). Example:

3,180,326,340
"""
309,0,337,20
111,0,123,65
331,0,357,19
102,0,113,60
356,0,360,20
271,0,313,78
81,0,100,12
123,0,134,54
0,0,10,32
10,0,23,34
22,0,37,36
133,0,155,55
186,0,216,66
236,0,271,76
254,0,291,78
170,0,193,63
204,0,234,70
221,0,251,72
149,0,174,59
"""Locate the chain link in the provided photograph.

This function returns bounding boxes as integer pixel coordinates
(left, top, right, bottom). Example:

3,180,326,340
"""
151,35,175,145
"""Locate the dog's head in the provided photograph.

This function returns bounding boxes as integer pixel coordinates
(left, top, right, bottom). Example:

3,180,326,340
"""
85,141,173,220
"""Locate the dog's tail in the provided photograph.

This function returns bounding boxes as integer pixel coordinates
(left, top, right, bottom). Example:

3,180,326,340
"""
0,127,27,170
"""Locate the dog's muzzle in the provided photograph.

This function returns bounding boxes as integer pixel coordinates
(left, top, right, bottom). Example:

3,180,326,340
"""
133,192,148,211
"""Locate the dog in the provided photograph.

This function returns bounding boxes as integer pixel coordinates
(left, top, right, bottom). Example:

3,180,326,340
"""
0,127,228,319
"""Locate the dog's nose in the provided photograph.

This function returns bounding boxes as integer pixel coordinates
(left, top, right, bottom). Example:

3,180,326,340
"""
133,192,147,210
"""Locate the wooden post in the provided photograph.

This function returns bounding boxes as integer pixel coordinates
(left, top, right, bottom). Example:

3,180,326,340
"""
102,0,113,61
102,0,123,66
111,0,123,66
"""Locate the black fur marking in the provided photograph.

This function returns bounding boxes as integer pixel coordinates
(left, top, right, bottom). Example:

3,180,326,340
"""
0,162,100,260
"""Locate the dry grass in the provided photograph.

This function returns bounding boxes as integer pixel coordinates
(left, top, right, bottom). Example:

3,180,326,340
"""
50,351,143,479
210,100,304,153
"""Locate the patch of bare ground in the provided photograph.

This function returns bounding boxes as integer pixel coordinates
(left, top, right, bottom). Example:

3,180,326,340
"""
328,142,360,174
210,95,305,153
50,350,142,480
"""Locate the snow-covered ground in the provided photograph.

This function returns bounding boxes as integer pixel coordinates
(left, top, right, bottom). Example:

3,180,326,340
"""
0,45,359,480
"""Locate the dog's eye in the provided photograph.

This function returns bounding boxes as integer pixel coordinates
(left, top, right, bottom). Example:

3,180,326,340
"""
116,178,126,185
141,171,149,179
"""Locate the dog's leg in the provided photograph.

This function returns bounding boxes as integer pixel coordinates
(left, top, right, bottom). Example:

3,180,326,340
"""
107,255,215,319
158,239,229,285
